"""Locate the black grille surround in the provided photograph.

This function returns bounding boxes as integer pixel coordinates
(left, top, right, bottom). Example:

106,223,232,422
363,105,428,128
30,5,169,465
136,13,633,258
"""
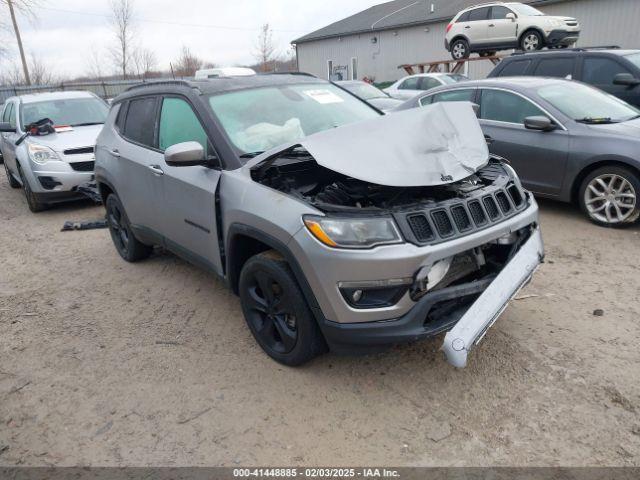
394,165,530,247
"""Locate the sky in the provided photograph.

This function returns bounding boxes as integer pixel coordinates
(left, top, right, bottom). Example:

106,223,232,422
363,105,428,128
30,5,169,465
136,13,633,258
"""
1,0,382,79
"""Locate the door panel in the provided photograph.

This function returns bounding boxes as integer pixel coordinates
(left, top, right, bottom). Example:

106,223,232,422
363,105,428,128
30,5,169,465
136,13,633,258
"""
157,96,223,275
466,7,491,44
1,103,19,172
488,6,517,44
479,89,569,195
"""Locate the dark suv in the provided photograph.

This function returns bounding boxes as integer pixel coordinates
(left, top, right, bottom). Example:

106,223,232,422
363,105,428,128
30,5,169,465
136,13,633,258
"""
489,47,640,107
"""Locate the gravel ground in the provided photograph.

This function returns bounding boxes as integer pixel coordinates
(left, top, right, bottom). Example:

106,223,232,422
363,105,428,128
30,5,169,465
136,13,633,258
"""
0,176,639,467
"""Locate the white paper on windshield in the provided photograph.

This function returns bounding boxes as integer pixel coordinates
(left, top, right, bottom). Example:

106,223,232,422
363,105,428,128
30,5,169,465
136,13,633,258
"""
303,89,344,104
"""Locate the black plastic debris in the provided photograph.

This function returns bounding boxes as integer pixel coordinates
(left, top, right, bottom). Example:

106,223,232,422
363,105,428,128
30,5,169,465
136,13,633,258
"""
61,220,108,232
77,182,102,204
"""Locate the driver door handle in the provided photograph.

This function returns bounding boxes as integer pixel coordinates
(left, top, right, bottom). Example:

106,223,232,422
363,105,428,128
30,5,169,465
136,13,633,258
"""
484,135,494,145
465,25,471,29
109,149,121,158
148,165,164,176
489,24,495,27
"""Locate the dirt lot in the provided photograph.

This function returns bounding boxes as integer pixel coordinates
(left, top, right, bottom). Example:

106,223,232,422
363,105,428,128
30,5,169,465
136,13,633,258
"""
0,176,639,467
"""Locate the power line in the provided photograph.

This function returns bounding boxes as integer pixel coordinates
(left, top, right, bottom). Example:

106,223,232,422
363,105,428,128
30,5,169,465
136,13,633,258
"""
38,6,306,33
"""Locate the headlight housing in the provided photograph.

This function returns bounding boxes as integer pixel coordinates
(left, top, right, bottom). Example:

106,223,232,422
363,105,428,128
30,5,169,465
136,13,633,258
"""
27,143,60,164
303,215,403,249
549,18,565,27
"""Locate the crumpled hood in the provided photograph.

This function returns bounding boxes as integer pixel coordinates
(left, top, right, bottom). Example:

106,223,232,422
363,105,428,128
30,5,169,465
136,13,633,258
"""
25,124,103,154
281,102,489,187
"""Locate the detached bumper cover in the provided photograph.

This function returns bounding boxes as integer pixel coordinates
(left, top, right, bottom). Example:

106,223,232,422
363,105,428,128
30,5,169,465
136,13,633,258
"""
442,227,544,368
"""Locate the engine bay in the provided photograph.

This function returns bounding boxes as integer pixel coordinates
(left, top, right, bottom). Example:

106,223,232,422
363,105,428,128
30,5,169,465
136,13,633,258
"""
251,147,508,213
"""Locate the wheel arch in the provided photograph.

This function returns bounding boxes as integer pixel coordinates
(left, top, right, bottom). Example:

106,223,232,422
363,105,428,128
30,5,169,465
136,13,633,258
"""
571,159,640,204
450,35,470,47
225,223,323,315
519,27,546,45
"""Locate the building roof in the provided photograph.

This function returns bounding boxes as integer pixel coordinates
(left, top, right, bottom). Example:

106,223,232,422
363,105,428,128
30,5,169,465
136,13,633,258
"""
292,0,569,44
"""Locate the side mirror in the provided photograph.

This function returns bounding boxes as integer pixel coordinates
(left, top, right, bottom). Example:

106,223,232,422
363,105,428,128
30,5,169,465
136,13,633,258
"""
0,122,16,133
506,12,516,21
613,73,640,87
164,141,206,167
524,116,556,131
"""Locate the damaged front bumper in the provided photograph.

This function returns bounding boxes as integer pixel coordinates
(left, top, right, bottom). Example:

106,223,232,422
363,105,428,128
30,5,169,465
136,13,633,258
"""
316,225,544,367
442,227,543,368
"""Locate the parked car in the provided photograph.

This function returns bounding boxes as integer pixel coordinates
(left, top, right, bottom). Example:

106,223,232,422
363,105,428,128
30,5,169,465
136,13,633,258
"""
0,91,109,212
445,2,580,60
489,47,640,107
194,67,256,79
95,75,543,368
396,77,640,227
384,73,469,100
335,80,403,112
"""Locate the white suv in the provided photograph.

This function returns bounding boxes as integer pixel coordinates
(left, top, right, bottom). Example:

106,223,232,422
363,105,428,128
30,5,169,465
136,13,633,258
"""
445,2,580,60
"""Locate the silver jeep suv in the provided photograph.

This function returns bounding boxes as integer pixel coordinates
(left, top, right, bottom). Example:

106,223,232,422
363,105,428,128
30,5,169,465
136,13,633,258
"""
95,75,544,367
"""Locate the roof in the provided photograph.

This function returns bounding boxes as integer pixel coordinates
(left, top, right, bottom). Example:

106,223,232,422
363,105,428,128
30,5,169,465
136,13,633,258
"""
14,90,96,104
114,74,326,103
292,0,569,44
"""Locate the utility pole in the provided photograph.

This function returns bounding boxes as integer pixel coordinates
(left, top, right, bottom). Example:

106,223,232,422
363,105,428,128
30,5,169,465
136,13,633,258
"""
7,0,31,85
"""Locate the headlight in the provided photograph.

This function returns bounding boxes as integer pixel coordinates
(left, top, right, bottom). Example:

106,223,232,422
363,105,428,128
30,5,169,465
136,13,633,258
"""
549,18,564,27
303,215,403,249
27,143,60,164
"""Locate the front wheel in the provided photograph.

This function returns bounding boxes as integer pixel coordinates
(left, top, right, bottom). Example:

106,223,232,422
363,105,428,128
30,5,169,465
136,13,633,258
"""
4,161,20,188
18,165,47,212
105,193,153,261
239,251,327,366
579,166,640,228
450,39,470,60
520,30,544,51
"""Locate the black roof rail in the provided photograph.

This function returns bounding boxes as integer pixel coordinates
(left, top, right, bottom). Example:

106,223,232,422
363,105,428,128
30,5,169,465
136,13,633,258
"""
511,45,621,56
258,71,317,78
124,80,195,92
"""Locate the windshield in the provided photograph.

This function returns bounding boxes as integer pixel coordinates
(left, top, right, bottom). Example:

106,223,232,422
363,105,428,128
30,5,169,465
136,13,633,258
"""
510,4,544,16
208,83,380,155
341,82,388,100
537,82,640,123
440,74,469,85
21,97,108,129
624,52,640,69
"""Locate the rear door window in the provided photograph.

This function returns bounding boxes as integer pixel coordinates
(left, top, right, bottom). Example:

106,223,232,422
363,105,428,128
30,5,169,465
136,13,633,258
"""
533,58,576,78
122,96,158,148
582,57,633,85
432,89,476,103
468,7,490,21
399,77,420,90
480,89,544,124
159,97,210,154
499,60,532,76
418,77,442,90
457,11,471,23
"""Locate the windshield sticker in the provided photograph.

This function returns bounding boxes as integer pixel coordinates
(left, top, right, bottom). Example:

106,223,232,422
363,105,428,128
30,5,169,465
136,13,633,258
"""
303,89,344,104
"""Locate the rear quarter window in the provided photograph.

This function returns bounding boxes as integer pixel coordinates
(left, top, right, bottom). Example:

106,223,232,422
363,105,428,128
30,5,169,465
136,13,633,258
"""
533,58,576,78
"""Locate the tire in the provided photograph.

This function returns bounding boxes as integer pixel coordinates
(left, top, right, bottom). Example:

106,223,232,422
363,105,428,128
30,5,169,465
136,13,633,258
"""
480,51,496,58
4,161,20,189
450,39,470,60
579,166,640,228
18,164,47,212
239,251,327,366
520,30,544,51
105,193,153,261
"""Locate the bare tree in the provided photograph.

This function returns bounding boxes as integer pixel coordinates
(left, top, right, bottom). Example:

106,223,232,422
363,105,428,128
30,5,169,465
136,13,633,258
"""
254,23,276,73
29,53,54,85
1,0,41,85
86,47,105,80
173,46,202,77
133,47,157,79
109,0,135,79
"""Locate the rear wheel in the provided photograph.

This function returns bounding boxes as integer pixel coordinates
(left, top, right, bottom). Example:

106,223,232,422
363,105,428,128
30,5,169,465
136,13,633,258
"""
4,161,20,188
450,39,470,60
579,166,640,228
105,193,153,261
520,30,543,51
18,165,47,212
239,252,327,366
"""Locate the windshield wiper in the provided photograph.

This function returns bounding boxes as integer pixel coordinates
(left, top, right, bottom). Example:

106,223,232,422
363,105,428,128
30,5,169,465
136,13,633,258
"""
239,151,265,159
575,117,617,124
72,122,104,127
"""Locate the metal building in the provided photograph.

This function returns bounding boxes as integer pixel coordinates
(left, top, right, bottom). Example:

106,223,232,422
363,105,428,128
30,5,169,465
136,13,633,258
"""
292,0,640,82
